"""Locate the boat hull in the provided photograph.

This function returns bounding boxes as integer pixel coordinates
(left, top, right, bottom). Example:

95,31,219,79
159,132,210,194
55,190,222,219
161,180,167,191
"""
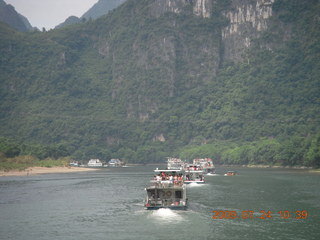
184,181,205,184
145,205,187,210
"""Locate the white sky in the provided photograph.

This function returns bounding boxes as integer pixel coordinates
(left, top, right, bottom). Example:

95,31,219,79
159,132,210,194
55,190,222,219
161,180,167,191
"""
5,0,99,30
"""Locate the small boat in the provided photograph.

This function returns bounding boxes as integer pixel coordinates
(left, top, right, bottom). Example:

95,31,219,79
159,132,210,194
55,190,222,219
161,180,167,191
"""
69,161,79,167
87,159,103,167
108,158,124,167
184,164,205,184
224,171,237,176
145,169,187,210
193,158,215,174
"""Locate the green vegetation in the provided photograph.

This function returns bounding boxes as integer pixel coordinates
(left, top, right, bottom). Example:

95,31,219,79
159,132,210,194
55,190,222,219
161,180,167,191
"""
0,0,319,169
179,133,320,168
0,137,71,171
0,154,70,172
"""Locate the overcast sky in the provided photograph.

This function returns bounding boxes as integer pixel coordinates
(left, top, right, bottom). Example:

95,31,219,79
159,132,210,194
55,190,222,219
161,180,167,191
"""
5,0,99,30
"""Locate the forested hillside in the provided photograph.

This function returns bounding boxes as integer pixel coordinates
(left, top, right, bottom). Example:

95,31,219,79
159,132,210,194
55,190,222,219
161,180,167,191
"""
0,0,319,167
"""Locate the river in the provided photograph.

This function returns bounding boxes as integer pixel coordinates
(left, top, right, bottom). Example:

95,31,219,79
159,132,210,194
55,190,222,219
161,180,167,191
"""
0,166,319,240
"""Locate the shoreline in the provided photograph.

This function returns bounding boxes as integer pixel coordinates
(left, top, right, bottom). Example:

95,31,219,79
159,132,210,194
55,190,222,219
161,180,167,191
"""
217,164,319,173
1,164,318,177
0,166,101,177
217,164,314,169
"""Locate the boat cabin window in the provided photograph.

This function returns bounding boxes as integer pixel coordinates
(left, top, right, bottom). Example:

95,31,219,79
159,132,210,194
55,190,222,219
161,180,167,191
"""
175,191,182,199
147,189,155,198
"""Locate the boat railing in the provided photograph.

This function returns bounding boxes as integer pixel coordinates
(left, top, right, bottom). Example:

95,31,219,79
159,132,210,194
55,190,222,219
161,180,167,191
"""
148,180,183,188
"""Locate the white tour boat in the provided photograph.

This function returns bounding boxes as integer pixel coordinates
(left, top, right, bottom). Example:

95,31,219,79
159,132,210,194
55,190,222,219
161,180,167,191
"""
167,157,185,170
193,158,215,174
144,169,187,210
87,159,103,167
184,164,205,184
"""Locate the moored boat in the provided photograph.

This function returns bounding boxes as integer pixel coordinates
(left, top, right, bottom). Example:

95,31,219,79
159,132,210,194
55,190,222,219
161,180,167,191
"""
87,159,103,167
144,169,187,210
69,161,80,167
108,158,124,167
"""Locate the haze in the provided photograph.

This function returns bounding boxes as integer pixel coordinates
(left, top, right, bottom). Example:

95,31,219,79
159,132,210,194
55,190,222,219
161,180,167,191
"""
5,0,98,30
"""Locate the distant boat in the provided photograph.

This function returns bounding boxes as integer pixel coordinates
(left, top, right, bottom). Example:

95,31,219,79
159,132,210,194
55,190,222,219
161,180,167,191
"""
69,161,79,167
224,171,237,176
193,158,215,174
184,164,205,184
87,159,103,167
167,157,185,170
108,159,124,167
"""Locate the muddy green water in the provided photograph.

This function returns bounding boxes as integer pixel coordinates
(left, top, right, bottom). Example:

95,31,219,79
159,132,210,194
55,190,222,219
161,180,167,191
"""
0,166,319,240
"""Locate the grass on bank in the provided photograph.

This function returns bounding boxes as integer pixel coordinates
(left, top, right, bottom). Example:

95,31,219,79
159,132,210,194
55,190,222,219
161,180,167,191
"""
0,155,70,172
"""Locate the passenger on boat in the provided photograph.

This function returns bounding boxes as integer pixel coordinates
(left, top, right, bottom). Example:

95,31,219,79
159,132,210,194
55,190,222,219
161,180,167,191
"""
161,172,166,180
169,175,173,183
150,194,155,200
178,174,183,182
173,175,178,184
156,175,161,182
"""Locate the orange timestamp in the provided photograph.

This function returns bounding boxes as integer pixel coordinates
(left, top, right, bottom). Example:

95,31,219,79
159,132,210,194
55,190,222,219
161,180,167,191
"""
212,210,308,219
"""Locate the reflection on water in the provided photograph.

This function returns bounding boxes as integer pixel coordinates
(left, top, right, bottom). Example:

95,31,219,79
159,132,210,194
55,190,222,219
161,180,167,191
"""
148,208,184,224
187,182,207,187
0,166,319,240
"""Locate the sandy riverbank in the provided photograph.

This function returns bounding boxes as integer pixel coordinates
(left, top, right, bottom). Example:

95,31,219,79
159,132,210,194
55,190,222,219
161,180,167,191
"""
0,166,101,177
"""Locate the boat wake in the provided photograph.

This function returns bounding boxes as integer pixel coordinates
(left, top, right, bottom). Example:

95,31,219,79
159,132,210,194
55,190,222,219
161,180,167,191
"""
188,182,206,187
148,208,184,223
206,173,218,176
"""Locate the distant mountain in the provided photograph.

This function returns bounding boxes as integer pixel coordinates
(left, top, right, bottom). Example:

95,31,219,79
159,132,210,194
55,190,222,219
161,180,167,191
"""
81,0,126,20
55,16,81,29
57,0,126,29
0,0,33,31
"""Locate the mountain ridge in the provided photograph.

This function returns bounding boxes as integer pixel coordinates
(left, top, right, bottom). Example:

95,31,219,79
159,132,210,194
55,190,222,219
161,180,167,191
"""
0,0,33,31
56,0,126,29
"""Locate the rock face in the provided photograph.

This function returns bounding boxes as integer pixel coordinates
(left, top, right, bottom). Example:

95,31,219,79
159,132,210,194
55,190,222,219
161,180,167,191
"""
193,0,212,18
146,0,275,62
191,0,275,61
222,0,275,61
149,0,190,17
95,0,277,120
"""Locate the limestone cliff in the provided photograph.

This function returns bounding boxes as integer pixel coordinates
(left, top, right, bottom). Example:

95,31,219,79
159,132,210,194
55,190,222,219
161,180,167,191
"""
94,0,279,120
147,0,276,62
222,0,275,61
149,0,190,17
192,0,275,61
193,0,212,18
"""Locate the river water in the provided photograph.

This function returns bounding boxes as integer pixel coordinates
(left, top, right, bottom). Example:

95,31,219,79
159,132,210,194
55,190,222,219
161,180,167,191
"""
0,166,319,240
